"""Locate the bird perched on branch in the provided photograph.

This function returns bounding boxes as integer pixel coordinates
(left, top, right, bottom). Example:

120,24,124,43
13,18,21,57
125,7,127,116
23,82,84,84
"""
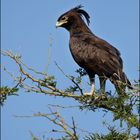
56,5,132,95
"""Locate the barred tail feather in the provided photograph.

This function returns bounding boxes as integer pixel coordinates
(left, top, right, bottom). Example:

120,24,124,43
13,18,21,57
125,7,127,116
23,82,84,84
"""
111,71,133,94
121,72,133,89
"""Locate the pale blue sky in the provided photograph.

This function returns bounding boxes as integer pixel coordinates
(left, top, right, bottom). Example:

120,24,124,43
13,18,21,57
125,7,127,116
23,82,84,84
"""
1,0,139,140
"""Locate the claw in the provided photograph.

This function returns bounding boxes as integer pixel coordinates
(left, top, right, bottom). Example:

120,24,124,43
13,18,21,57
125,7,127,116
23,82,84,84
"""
83,83,95,96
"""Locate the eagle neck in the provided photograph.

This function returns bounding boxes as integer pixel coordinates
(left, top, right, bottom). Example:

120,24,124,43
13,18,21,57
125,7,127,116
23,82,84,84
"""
69,20,91,36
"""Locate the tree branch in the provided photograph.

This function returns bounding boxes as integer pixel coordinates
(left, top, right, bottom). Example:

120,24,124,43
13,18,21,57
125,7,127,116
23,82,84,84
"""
1,50,140,131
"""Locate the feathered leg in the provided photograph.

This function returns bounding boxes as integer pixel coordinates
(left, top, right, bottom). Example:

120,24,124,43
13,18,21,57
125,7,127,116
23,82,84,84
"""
84,74,95,96
90,77,95,95
99,76,107,93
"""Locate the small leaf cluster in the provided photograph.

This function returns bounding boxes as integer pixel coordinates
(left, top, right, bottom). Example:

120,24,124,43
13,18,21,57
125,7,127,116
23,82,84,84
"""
65,68,86,94
0,86,19,105
42,76,57,88
84,127,130,140
75,68,87,77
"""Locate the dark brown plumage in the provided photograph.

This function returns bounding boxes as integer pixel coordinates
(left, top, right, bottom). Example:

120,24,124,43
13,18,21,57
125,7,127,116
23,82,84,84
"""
56,5,132,95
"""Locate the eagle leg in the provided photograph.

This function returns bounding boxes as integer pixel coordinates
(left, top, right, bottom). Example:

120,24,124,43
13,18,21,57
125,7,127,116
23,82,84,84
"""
99,76,107,93
84,76,95,96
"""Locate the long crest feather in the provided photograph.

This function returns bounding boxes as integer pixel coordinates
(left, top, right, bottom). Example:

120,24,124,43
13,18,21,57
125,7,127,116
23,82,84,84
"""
71,5,90,25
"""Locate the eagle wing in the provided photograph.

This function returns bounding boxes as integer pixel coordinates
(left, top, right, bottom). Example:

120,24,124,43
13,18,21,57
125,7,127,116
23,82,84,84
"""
70,33,123,78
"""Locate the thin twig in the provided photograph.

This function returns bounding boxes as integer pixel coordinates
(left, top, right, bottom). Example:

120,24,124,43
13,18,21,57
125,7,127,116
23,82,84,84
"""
55,61,83,95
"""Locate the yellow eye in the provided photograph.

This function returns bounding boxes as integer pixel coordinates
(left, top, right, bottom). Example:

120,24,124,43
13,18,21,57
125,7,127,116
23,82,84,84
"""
61,16,67,20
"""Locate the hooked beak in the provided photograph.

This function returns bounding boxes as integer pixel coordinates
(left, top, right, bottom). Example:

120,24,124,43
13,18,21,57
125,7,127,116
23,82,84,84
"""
56,21,61,28
56,20,68,28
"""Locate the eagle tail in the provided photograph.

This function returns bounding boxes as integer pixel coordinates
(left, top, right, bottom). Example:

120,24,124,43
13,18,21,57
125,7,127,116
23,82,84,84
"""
121,72,133,89
111,71,133,94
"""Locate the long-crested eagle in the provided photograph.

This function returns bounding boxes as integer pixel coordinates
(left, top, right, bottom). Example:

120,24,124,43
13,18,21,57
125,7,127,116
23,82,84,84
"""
56,5,132,95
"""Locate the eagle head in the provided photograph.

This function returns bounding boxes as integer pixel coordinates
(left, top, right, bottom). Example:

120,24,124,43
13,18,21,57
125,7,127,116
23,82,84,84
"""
56,5,90,31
